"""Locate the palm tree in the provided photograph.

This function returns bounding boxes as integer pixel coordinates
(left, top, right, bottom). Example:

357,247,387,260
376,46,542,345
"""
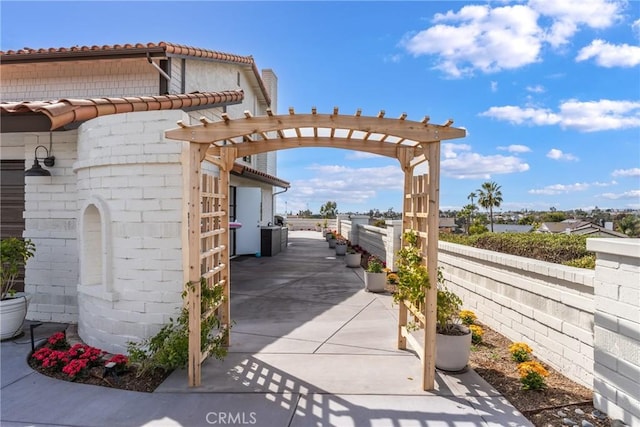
467,192,477,207
477,181,503,232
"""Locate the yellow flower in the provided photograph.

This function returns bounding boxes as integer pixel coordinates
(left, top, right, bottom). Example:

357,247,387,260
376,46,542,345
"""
509,342,532,354
469,325,483,336
469,324,484,344
459,310,477,325
387,273,399,284
517,361,549,378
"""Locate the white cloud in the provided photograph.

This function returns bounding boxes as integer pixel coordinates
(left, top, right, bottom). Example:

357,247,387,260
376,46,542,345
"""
480,99,640,132
529,180,617,195
497,144,532,153
547,148,579,161
345,151,384,160
283,164,403,211
401,0,624,76
633,18,640,38
479,105,561,125
403,4,542,77
612,168,640,177
526,84,545,93
491,81,498,92
600,190,640,199
528,0,624,47
441,143,529,179
529,183,590,195
576,39,640,67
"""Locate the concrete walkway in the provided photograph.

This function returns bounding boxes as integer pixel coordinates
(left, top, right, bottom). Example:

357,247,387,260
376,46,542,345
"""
1,230,532,427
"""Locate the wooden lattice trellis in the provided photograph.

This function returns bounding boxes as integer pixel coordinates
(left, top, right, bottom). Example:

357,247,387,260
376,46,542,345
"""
170,109,462,389
397,142,441,390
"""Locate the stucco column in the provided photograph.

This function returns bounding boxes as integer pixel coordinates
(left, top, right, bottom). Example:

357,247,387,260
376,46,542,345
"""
587,238,640,426
385,220,403,271
348,215,369,246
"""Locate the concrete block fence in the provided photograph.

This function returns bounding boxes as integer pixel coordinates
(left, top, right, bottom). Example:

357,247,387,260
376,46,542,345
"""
343,217,639,424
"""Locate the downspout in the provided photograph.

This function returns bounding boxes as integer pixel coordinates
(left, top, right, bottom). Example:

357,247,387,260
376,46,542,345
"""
146,52,171,81
272,186,288,223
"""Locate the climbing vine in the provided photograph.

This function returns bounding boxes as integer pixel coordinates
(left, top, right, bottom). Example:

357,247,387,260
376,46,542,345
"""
127,277,229,375
393,230,430,307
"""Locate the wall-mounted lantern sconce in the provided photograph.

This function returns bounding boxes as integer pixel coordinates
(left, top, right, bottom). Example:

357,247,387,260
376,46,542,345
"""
25,133,55,176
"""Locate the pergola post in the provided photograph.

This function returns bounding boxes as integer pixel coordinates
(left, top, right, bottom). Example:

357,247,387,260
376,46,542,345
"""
424,142,441,391
186,141,204,387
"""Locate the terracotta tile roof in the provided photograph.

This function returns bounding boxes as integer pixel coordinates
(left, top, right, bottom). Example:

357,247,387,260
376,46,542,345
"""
0,41,270,105
231,163,290,189
1,90,244,131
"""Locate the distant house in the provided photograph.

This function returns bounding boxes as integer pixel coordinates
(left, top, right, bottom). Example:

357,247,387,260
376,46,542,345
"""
537,220,627,238
439,217,457,233
0,41,289,353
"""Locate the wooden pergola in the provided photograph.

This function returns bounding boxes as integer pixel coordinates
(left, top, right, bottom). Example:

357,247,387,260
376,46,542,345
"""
164,107,466,389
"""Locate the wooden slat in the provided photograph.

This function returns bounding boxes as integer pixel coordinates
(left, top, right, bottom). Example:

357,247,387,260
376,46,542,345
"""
401,326,424,363
404,300,426,325
201,228,226,238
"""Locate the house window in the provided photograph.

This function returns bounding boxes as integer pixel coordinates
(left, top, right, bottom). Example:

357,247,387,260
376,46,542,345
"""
237,71,241,86
242,155,251,164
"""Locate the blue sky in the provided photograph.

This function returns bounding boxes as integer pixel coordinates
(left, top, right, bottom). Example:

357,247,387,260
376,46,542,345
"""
2,1,639,215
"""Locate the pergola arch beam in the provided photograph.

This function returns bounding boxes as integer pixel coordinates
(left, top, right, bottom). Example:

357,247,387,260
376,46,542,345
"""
206,136,428,160
165,113,466,146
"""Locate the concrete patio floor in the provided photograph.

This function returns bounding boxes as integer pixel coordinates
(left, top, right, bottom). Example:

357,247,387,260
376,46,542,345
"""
1,230,532,427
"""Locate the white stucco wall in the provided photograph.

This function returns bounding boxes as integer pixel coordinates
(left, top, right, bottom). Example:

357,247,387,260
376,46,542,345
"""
22,131,80,323
74,110,188,353
587,239,640,426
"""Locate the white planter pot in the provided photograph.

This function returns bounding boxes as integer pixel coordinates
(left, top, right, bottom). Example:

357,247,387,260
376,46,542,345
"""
335,244,347,256
0,292,31,340
364,271,386,293
328,238,337,249
436,325,472,372
345,252,362,267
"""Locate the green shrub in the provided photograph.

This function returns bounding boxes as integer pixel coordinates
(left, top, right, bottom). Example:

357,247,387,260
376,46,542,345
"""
439,232,594,268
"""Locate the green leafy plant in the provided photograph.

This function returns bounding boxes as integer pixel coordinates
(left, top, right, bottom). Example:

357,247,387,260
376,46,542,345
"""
436,284,463,335
394,231,430,306
517,361,549,390
459,309,477,325
366,256,384,273
1,237,36,300
509,342,533,363
127,277,229,376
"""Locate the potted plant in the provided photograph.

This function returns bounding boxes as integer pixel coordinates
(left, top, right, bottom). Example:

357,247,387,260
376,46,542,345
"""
335,238,347,256
435,281,471,372
394,230,470,371
327,232,337,248
345,246,362,267
364,255,386,292
1,237,36,340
